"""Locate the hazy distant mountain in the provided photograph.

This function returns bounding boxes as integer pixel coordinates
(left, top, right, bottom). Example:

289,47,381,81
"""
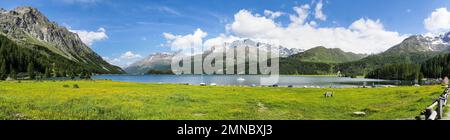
124,52,174,74
285,46,366,63
0,6,123,74
125,39,305,74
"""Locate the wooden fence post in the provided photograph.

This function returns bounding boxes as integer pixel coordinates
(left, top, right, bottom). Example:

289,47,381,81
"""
420,88,449,120
444,94,448,105
428,111,438,120
425,107,433,119
437,98,443,119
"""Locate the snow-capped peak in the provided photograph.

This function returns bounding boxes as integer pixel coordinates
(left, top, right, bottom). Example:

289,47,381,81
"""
218,39,304,57
422,31,450,45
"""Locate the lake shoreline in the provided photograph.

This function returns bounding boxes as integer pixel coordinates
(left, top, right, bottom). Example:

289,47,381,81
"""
91,74,394,88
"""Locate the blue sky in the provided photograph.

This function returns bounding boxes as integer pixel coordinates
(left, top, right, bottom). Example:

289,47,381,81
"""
1,0,450,67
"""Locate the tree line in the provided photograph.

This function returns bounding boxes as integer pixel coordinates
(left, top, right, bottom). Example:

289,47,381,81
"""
420,53,450,79
366,52,450,82
366,64,421,80
0,35,92,80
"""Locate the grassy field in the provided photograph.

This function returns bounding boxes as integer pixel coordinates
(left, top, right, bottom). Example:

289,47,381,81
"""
0,80,445,120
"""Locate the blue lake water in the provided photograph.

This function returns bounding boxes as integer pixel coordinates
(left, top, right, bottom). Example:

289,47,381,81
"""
92,75,395,88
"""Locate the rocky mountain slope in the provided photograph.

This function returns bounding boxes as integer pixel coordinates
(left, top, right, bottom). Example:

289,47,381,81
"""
224,39,304,57
0,6,123,74
124,52,174,75
384,34,450,54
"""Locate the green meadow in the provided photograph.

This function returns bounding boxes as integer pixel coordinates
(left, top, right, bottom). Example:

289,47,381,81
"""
0,80,445,120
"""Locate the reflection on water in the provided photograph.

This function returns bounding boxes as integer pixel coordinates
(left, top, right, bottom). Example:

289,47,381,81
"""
93,75,397,88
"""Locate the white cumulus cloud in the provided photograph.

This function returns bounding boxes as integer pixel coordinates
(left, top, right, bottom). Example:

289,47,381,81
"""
120,51,142,60
163,28,208,50
289,4,311,27
264,10,283,19
224,9,407,54
226,10,280,38
103,51,143,68
161,2,407,54
314,0,327,21
424,8,450,33
70,27,108,46
203,34,241,48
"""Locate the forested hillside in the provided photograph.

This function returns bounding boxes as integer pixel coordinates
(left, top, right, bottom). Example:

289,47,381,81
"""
420,53,450,79
365,52,450,81
288,46,366,63
0,35,93,79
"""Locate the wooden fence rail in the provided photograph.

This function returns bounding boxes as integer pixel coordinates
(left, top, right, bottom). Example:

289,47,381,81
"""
418,87,449,120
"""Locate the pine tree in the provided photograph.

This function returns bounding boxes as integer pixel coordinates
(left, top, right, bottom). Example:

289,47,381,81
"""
27,62,35,79
0,60,6,80
52,63,58,77
418,73,424,85
69,71,75,80
61,70,67,77
79,71,92,79
85,72,91,79
44,68,51,78
9,69,16,80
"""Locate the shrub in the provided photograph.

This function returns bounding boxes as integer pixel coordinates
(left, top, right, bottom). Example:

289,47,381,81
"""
63,85,70,88
73,84,79,88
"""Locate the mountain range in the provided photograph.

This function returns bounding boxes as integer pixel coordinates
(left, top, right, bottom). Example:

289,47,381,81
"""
124,39,369,75
337,33,450,76
0,6,123,76
126,31,450,75
124,39,306,74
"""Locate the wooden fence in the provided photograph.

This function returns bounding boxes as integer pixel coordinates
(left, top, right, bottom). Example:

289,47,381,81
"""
418,87,449,120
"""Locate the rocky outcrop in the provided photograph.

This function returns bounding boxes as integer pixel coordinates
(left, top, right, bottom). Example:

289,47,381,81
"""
384,33,450,54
